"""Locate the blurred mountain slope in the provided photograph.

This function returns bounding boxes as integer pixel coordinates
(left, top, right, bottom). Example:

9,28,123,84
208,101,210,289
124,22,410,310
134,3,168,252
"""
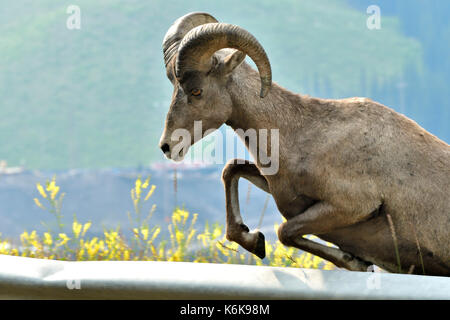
0,0,427,169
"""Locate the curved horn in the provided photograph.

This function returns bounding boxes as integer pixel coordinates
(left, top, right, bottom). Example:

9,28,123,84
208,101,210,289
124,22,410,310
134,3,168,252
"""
162,12,219,69
176,23,272,98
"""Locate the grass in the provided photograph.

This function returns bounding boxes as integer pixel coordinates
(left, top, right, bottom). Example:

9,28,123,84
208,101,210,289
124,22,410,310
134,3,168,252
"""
0,176,336,270
386,213,402,273
386,212,427,275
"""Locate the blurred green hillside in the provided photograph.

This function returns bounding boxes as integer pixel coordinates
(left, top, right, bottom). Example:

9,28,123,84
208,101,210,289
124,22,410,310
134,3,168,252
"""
0,0,438,169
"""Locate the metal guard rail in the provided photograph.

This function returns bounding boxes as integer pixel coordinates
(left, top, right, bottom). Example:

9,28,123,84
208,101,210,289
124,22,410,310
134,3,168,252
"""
0,255,449,299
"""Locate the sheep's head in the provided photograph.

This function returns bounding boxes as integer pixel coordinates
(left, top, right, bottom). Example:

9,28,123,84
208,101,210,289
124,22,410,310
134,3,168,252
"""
159,12,272,161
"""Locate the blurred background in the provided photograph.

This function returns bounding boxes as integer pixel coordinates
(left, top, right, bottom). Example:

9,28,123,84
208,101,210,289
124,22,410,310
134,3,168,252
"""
0,0,448,239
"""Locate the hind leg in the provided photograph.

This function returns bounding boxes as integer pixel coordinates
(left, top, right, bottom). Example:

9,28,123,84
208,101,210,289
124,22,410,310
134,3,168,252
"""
277,201,372,271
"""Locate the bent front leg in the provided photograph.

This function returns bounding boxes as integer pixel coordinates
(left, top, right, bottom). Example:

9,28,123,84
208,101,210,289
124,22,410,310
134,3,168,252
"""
222,159,270,259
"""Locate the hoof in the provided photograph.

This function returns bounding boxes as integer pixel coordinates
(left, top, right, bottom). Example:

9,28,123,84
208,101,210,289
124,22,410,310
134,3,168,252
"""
253,232,266,259
239,223,250,233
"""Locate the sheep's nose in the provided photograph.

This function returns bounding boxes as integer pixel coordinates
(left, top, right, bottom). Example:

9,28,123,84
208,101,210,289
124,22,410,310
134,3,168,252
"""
160,143,170,154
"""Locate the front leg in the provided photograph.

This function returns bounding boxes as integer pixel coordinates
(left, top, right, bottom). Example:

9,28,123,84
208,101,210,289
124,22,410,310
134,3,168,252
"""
222,159,270,259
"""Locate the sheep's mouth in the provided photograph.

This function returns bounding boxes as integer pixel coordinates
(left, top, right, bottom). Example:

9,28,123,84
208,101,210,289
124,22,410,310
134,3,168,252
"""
176,148,185,160
170,145,189,162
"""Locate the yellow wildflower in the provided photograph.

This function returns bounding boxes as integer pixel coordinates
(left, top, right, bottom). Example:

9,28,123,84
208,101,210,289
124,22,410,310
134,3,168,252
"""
197,233,208,247
172,210,181,225
46,178,60,200
186,229,196,245
33,198,45,209
149,227,160,243
212,225,221,239
28,230,39,249
306,234,318,241
72,221,82,238
135,178,142,198
51,186,59,200
175,229,184,243
0,241,10,254
313,255,323,268
141,227,149,241
191,213,198,226
20,231,29,244
36,183,47,199
150,244,158,258
56,233,70,247
179,209,189,225
86,237,99,258
144,185,156,201
77,247,85,260
142,177,149,189
302,253,314,268
43,232,52,246
81,222,91,237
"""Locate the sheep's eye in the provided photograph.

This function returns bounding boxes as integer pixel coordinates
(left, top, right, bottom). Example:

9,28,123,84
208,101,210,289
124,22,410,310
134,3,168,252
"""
191,88,202,96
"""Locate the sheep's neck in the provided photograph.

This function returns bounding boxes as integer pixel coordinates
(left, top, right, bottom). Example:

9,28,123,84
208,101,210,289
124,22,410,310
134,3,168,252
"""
227,64,311,137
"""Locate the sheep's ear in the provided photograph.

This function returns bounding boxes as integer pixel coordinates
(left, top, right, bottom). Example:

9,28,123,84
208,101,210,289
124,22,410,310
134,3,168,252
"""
210,54,220,69
222,50,246,76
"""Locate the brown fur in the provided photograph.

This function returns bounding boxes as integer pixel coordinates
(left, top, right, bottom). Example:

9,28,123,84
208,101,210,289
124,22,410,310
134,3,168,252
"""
160,49,450,276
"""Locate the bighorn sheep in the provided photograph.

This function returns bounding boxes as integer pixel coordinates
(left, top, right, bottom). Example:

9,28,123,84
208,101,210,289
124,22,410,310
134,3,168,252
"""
159,12,450,275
